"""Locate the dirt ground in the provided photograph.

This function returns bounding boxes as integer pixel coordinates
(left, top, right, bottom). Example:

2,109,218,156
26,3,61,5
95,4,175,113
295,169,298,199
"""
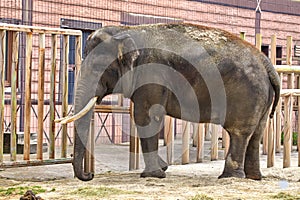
0,143,300,200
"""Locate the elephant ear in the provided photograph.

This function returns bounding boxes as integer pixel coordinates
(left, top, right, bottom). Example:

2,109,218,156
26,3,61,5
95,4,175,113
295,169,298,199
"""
113,33,139,71
113,33,140,98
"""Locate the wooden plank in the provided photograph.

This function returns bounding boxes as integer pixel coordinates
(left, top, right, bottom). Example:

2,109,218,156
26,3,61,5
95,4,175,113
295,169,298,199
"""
0,23,81,35
222,128,230,159
10,31,18,162
255,33,262,51
84,114,94,173
262,119,268,155
267,118,275,167
271,35,277,66
129,102,139,170
75,35,82,77
0,158,73,168
0,30,6,163
275,74,282,153
275,65,300,73
49,34,57,159
211,124,218,161
196,123,204,163
286,36,293,66
23,32,33,161
182,121,190,164
283,93,292,168
164,116,174,165
61,35,69,158
37,33,45,160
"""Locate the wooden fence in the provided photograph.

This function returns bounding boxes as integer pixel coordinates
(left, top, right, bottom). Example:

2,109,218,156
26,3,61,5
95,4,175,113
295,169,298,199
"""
0,23,82,166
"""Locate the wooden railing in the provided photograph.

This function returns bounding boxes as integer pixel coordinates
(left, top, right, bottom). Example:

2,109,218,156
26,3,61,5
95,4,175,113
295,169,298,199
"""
0,24,82,166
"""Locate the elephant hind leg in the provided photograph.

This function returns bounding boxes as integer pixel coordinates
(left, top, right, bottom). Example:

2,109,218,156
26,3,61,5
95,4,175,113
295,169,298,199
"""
244,111,269,180
218,127,255,179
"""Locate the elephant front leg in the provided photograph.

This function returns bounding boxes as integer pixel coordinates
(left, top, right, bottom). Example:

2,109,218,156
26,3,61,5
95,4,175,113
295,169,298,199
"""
134,102,168,178
219,133,250,179
139,134,166,178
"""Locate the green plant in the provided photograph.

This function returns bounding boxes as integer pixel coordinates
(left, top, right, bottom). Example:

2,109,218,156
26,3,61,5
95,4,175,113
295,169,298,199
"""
272,192,300,200
0,186,46,196
189,194,214,200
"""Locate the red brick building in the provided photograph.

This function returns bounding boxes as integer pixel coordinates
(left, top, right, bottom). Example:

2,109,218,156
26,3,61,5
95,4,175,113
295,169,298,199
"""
1,0,300,144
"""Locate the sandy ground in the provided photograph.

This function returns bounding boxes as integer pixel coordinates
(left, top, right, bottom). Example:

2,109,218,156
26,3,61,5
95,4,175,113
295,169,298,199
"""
0,141,300,200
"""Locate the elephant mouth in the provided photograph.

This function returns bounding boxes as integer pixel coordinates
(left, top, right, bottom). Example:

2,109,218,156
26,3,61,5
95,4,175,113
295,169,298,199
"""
55,96,98,124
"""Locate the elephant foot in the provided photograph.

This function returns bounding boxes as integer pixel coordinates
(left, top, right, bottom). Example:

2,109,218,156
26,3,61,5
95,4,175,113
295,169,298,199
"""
140,169,166,178
245,171,262,180
159,157,168,171
218,169,245,179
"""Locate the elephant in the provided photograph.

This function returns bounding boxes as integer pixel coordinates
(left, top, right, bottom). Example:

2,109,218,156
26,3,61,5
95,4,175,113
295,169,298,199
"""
57,23,280,181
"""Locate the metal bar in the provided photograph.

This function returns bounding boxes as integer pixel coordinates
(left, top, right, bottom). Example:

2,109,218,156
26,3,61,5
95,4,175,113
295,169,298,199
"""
61,35,69,158
49,34,57,159
37,33,45,160
10,31,19,162
0,23,81,35
0,30,6,163
23,32,32,161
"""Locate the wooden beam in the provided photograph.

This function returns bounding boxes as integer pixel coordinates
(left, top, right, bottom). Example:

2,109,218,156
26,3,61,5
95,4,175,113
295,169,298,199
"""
255,33,262,51
196,123,204,163
49,34,57,159
211,124,218,161
0,23,81,36
37,33,45,160
61,35,69,158
129,102,139,170
23,32,33,161
0,30,6,163
10,31,19,162
182,121,190,164
164,116,174,165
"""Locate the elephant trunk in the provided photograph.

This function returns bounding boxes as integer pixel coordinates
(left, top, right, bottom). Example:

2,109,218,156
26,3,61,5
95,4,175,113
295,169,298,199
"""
72,74,102,181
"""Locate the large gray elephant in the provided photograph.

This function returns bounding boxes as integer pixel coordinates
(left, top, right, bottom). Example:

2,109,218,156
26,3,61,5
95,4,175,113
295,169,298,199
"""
58,23,280,181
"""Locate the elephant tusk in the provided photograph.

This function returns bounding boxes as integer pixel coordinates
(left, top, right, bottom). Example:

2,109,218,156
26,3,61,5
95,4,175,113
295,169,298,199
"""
54,96,98,124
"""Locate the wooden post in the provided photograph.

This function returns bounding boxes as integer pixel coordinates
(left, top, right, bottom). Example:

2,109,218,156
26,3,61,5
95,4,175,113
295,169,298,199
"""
84,114,94,173
222,129,230,159
204,123,211,141
49,34,57,159
0,30,6,163
240,32,246,40
262,119,268,155
283,36,293,168
182,120,190,164
271,35,280,158
10,31,19,161
255,33,262,51
37,33,45,160
211,124,218,161
61,35,69,158
23,32,32,160
164,116,174,165
196,123,204,163
129,102,139,170
267,118,275,167
298,76,300,167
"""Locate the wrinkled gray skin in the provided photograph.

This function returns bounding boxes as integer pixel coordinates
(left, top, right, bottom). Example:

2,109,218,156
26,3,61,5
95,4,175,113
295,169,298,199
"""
73,23,280,181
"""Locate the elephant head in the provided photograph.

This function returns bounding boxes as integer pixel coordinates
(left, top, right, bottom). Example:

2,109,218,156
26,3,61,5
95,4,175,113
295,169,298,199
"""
62,28,139,181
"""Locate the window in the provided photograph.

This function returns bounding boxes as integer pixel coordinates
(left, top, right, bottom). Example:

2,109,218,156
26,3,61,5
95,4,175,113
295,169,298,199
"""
121,12,183,25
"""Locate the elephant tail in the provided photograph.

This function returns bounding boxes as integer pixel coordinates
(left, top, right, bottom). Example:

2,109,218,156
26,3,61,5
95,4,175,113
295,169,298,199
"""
264,58,281,119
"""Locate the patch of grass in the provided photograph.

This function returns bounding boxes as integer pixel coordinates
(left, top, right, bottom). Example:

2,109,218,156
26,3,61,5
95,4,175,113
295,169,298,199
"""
71,186,138,198
272,192,300,200
0,186,47,196
189,194,214,200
